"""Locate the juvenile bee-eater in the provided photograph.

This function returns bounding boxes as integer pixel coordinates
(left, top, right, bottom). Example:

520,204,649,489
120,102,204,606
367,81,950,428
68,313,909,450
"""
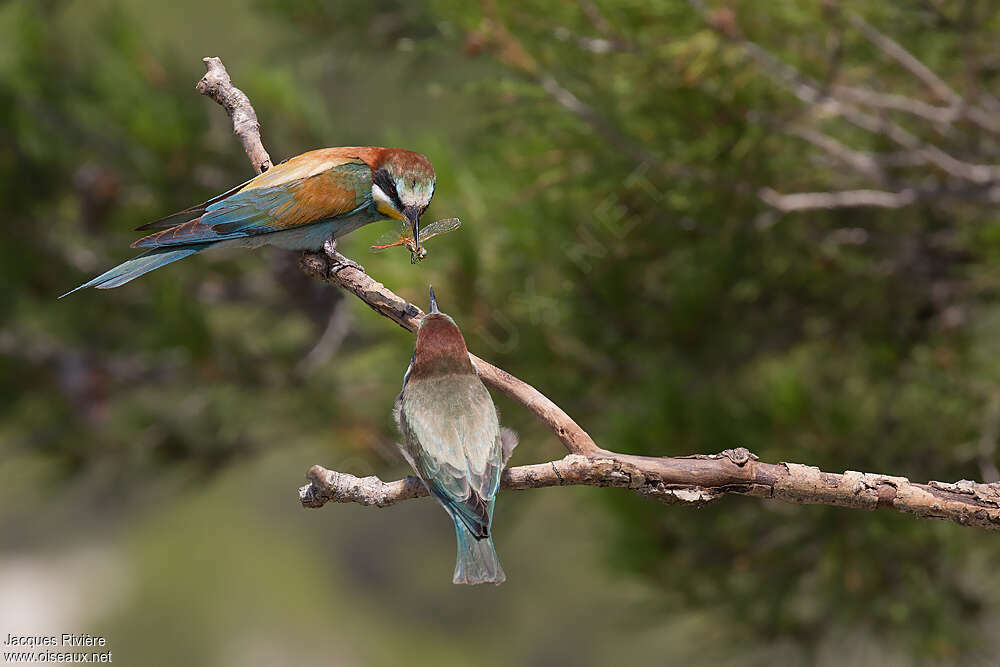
61,147,435,297
394,287,514,585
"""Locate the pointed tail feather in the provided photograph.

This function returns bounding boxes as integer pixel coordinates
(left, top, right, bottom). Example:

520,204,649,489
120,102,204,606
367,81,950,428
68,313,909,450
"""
437,487,490,540
452,518,505,585
60,245,205,298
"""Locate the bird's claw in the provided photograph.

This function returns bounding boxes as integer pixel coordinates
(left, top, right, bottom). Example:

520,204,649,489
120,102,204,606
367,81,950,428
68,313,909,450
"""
323,238,365,274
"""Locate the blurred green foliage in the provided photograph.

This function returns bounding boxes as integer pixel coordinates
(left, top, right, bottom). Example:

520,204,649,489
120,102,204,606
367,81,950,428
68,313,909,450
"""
3,0,1000,664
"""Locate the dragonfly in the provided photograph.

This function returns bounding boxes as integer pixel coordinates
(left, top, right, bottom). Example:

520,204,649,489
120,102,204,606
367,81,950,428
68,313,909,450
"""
370,217,462,264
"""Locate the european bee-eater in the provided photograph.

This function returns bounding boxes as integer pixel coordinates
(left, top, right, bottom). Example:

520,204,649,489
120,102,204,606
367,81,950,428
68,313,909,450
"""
61,147,435,297
394,287,513,585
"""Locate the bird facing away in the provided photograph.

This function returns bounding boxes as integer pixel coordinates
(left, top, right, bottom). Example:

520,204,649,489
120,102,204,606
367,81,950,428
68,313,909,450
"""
61,147,435,297
394,287,515,585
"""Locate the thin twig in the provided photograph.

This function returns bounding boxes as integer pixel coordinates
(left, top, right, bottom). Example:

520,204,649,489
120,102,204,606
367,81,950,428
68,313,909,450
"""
841,11,1000,133
832,86,959,128
834,83,1000,137
844,11,960,106
759,187,918,211
689,1,1000,185
785,126,885,181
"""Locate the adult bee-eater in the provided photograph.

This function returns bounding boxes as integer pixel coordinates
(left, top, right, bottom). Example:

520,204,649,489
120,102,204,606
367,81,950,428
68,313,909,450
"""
61,147,435,297
394,287,514,585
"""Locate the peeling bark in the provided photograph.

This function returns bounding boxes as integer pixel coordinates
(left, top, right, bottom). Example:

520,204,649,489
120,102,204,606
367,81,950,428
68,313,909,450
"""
300,452,1000,530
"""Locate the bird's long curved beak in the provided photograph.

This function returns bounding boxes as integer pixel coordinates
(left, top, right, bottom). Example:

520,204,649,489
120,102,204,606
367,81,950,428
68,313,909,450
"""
405,206,422,256
428,285,440,314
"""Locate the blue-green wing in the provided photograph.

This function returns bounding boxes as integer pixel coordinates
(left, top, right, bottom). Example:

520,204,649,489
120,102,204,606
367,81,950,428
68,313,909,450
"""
397,376,503,536
132,152,372,248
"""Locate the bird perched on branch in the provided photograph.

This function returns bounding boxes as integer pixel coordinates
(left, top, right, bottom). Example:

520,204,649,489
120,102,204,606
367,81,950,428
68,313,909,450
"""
394,287,516,585
61,147,435,297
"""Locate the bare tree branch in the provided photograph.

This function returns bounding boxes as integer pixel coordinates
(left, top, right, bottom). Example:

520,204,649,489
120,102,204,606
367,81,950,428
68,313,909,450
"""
843,11,961,106
832,84,1000,137
786,126,886,181
759,187,919,211
760,183,1000,212
196,57,273,174
300,451,1000,531
832,85,961,129
689,1,1000,186
196,56,1000,533
296,253,1000,530
833,14,1000,136
301,454,723,508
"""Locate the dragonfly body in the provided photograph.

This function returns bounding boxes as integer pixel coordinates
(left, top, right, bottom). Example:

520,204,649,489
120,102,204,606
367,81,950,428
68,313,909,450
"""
62,146,435,297
370,217,461,262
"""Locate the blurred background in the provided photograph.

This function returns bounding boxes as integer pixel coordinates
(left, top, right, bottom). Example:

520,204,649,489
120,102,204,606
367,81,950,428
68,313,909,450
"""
3,0,1000,664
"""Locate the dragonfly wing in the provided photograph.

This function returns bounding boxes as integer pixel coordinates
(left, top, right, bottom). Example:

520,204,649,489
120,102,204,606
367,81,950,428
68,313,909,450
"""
417,217,461,242
370,223,408,251
370,217,461,253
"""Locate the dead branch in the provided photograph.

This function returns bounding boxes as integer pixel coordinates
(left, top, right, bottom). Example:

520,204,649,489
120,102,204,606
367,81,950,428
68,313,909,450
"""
689,1,1000,197
837,12,1000,135
196,57,273,174
786,126,886,181
197,56,1000,532
843,11,960,106
300,451,1000,531
831,84,1000,137
759,187,918,211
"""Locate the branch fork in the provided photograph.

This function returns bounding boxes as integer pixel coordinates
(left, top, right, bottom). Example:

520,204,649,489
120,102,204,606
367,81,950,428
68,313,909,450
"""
197,56,1000,532
688,1,1000,212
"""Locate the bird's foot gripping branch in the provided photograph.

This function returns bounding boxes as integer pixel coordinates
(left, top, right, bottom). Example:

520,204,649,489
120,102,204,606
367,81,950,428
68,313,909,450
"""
192,56,1000,533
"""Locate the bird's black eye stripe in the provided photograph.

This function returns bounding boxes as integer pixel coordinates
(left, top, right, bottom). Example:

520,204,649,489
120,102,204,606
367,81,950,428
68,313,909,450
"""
373,168,403,209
